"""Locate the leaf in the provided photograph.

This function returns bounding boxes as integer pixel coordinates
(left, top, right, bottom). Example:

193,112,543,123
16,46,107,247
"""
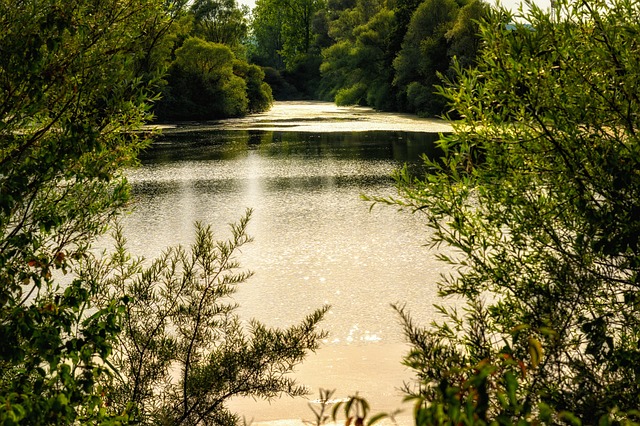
510,324,529,334
559,411,582,426
367,413,389,426
504,371,518,406
528,337,543,368
538,327,558,337
518,360,527,379
332,401,345,420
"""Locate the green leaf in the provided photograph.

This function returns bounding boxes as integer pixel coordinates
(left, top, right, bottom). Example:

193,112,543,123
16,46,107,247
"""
367,413,389,426
528,338,543,368
559,411,582,426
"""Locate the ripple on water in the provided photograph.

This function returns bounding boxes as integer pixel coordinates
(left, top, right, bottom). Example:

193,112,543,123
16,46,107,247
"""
120,128,455,421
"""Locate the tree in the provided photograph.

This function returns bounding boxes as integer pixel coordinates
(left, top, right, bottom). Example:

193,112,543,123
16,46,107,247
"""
393,0,459,115
281,0,327,67
155,36,274,120
0,0,173,423
388,0,423,66
191,0,249,50
86,211,328,425
382,0,640,422
250,0,326,70
155,37,250,119
322,7,396,109
318,0,486,113
233,60,275,112
445,0,489,71
318,0,395,109
249,0,287,69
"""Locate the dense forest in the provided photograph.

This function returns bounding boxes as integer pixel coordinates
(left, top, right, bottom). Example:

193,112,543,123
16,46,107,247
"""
152,0,489,120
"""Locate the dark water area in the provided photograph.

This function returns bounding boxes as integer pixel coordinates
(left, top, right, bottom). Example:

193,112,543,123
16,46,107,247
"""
122,128,454,422
141,129,442,164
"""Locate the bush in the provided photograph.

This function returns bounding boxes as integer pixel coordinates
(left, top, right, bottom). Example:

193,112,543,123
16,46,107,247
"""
155,37,275,120
335,83,367,106
0,0,170,422
233,61,274,112
87,210,329,425
262,67,303,100
374,0,640,422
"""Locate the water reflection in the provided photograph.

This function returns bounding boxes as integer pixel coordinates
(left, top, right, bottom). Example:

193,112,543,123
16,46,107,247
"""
140,129,441,164
127,128,449,346
123,129,452,420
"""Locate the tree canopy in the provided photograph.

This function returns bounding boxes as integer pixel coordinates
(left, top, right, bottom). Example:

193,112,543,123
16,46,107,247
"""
0,0,173,421
150,0,274,120
0,1,319,424
156,37,251,119
378,0,640,422
313,0,487,113
191,0,250,48
250,0,326,69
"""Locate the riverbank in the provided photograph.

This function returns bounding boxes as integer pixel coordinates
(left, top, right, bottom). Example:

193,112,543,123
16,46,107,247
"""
152,100,453,134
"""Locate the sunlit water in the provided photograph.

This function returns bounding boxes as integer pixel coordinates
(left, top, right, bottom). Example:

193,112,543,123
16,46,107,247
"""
121,128,454,422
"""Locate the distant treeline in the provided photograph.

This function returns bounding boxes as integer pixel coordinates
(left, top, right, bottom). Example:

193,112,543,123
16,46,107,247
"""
251,0,489,116
151,0,489,120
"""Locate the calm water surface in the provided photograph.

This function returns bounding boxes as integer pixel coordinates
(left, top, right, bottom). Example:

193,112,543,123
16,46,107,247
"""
123,128,453,421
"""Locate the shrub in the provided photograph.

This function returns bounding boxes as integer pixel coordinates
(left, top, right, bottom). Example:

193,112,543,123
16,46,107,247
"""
374,0,640,422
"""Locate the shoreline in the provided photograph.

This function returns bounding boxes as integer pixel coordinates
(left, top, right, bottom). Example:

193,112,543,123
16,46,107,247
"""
148,100,453,134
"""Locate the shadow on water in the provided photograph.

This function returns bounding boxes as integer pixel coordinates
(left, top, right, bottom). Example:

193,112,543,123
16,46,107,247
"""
141,129,443,165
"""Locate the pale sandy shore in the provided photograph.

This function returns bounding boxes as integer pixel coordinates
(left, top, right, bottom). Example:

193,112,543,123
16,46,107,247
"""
152,100,453,134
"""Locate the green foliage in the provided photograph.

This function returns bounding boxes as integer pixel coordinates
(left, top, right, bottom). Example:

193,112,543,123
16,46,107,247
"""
319,3,396,110
445,0,489,70
392,0,487,116
261,67,303,100
86,210,329,425
248,0,287,69
0,0,172,423
404,82,433,116
247,0,485,106
393,0,458,115
375,0,640,422
335,83,368,106
284,54,325,99
155,36,275,119
191,0,249,50
233,61,275,112
250,0,326,70
155,37,250,119
281,0,328,69
249,0,327,97
388,0,422,62
331,393,370,425
306,389,400,426
0,1,313,425
318,41,353,100
318,0,486,114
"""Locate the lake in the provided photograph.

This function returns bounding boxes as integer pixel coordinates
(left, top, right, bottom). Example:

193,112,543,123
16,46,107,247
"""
122,121,454,423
